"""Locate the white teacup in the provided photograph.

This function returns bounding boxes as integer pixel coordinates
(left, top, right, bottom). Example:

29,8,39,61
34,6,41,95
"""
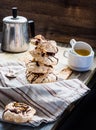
64,49,94,71
70,39,93,56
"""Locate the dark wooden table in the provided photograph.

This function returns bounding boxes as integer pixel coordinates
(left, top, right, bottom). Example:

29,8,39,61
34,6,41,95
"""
0,32,96,130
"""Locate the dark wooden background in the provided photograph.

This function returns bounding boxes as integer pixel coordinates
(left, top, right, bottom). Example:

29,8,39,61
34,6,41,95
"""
0,0,96,48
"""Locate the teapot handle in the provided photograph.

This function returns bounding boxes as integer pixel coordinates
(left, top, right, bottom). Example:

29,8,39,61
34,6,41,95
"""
28,20,35,38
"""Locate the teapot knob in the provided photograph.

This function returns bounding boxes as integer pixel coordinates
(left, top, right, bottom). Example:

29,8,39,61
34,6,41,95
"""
12,7,17,18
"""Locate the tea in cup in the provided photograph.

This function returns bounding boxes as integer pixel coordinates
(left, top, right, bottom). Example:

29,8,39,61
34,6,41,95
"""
70,39,93,56
64,39,94,71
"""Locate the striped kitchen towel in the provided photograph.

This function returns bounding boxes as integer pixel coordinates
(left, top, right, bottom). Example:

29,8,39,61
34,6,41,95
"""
0,61,90,126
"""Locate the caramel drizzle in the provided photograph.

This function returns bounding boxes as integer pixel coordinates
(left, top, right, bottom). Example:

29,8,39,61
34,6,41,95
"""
3,102,31,115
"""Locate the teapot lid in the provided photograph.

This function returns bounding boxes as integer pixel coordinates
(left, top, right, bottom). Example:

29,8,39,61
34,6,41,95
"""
3,7,27,23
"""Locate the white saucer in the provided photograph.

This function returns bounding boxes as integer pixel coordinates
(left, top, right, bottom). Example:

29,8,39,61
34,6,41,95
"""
69,65,91,72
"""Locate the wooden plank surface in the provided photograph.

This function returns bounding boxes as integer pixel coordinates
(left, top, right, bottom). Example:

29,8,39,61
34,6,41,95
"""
0,0,96,47
0,42,96,130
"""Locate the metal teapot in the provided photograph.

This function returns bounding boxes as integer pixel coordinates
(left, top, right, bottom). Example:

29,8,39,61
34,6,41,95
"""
1,7,35,53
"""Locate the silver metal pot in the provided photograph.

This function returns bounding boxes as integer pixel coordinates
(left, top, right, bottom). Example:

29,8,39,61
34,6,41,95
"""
1,7,35,53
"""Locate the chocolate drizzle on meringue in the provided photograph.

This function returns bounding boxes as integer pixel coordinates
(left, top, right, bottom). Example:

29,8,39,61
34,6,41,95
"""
3,102,31,116
26,35,59,83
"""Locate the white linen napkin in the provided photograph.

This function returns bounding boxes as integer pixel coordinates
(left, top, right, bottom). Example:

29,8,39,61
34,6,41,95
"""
0,61,90,126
